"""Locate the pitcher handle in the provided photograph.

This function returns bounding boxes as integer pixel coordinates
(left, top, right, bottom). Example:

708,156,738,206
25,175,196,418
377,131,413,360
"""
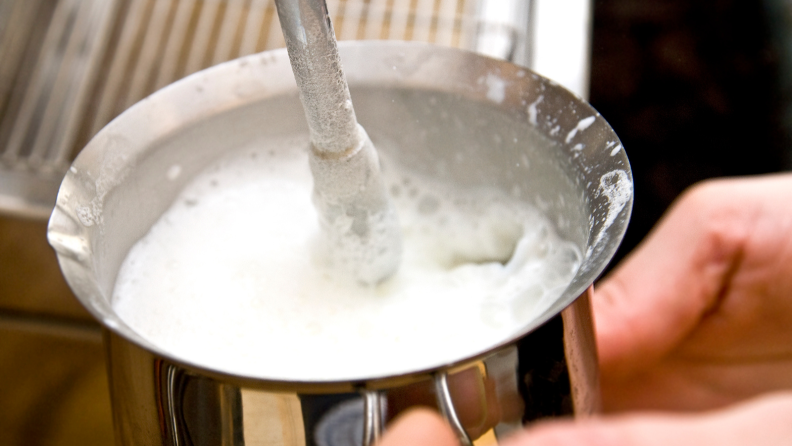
362,389,385,446
434,371,473,446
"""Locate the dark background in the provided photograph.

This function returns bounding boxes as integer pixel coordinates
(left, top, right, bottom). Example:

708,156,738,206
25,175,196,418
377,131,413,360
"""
589,0,792,268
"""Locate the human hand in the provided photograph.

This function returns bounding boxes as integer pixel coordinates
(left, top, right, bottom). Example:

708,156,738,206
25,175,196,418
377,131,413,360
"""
375,173,792,445
377,392,792,446
595,173,792,411
498,391,792,446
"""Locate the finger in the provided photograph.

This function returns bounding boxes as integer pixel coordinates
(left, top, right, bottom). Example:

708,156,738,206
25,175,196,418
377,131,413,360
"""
500,392,792,446
593,177,752,379
375,408,458,446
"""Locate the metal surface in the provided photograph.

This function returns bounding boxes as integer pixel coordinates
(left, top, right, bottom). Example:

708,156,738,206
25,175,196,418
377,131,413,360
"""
48,41,631,444
0,0,540,219
361,390,384,446
103,298,598,446
530,0,593,99
434,372,473,446
474,0,531,67
561,286,601,415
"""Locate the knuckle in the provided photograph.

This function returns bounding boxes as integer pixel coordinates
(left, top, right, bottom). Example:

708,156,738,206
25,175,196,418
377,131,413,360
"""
676,180,750,261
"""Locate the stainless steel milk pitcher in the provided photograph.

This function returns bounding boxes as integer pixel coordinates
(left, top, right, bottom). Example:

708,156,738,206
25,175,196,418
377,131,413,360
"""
48,42,633,446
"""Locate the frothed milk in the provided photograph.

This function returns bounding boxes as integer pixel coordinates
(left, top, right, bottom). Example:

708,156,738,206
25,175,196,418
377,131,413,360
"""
112,136,582,381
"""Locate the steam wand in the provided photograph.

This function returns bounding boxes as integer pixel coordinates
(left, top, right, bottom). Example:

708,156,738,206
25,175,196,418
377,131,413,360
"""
274,0,402,285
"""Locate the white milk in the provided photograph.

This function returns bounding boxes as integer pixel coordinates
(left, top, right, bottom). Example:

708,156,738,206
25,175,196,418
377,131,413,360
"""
112,138,582,381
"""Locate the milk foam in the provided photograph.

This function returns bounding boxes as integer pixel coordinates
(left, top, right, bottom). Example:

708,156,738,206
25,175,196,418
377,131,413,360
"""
112,138,582,381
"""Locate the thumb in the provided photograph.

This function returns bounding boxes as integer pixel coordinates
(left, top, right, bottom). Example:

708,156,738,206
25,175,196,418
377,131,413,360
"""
593,180,748,379
375,408,458,446
500,392,792,446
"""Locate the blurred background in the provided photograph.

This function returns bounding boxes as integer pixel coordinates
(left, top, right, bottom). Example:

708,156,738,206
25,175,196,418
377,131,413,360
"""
1,0,790,444
592,0,792,267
